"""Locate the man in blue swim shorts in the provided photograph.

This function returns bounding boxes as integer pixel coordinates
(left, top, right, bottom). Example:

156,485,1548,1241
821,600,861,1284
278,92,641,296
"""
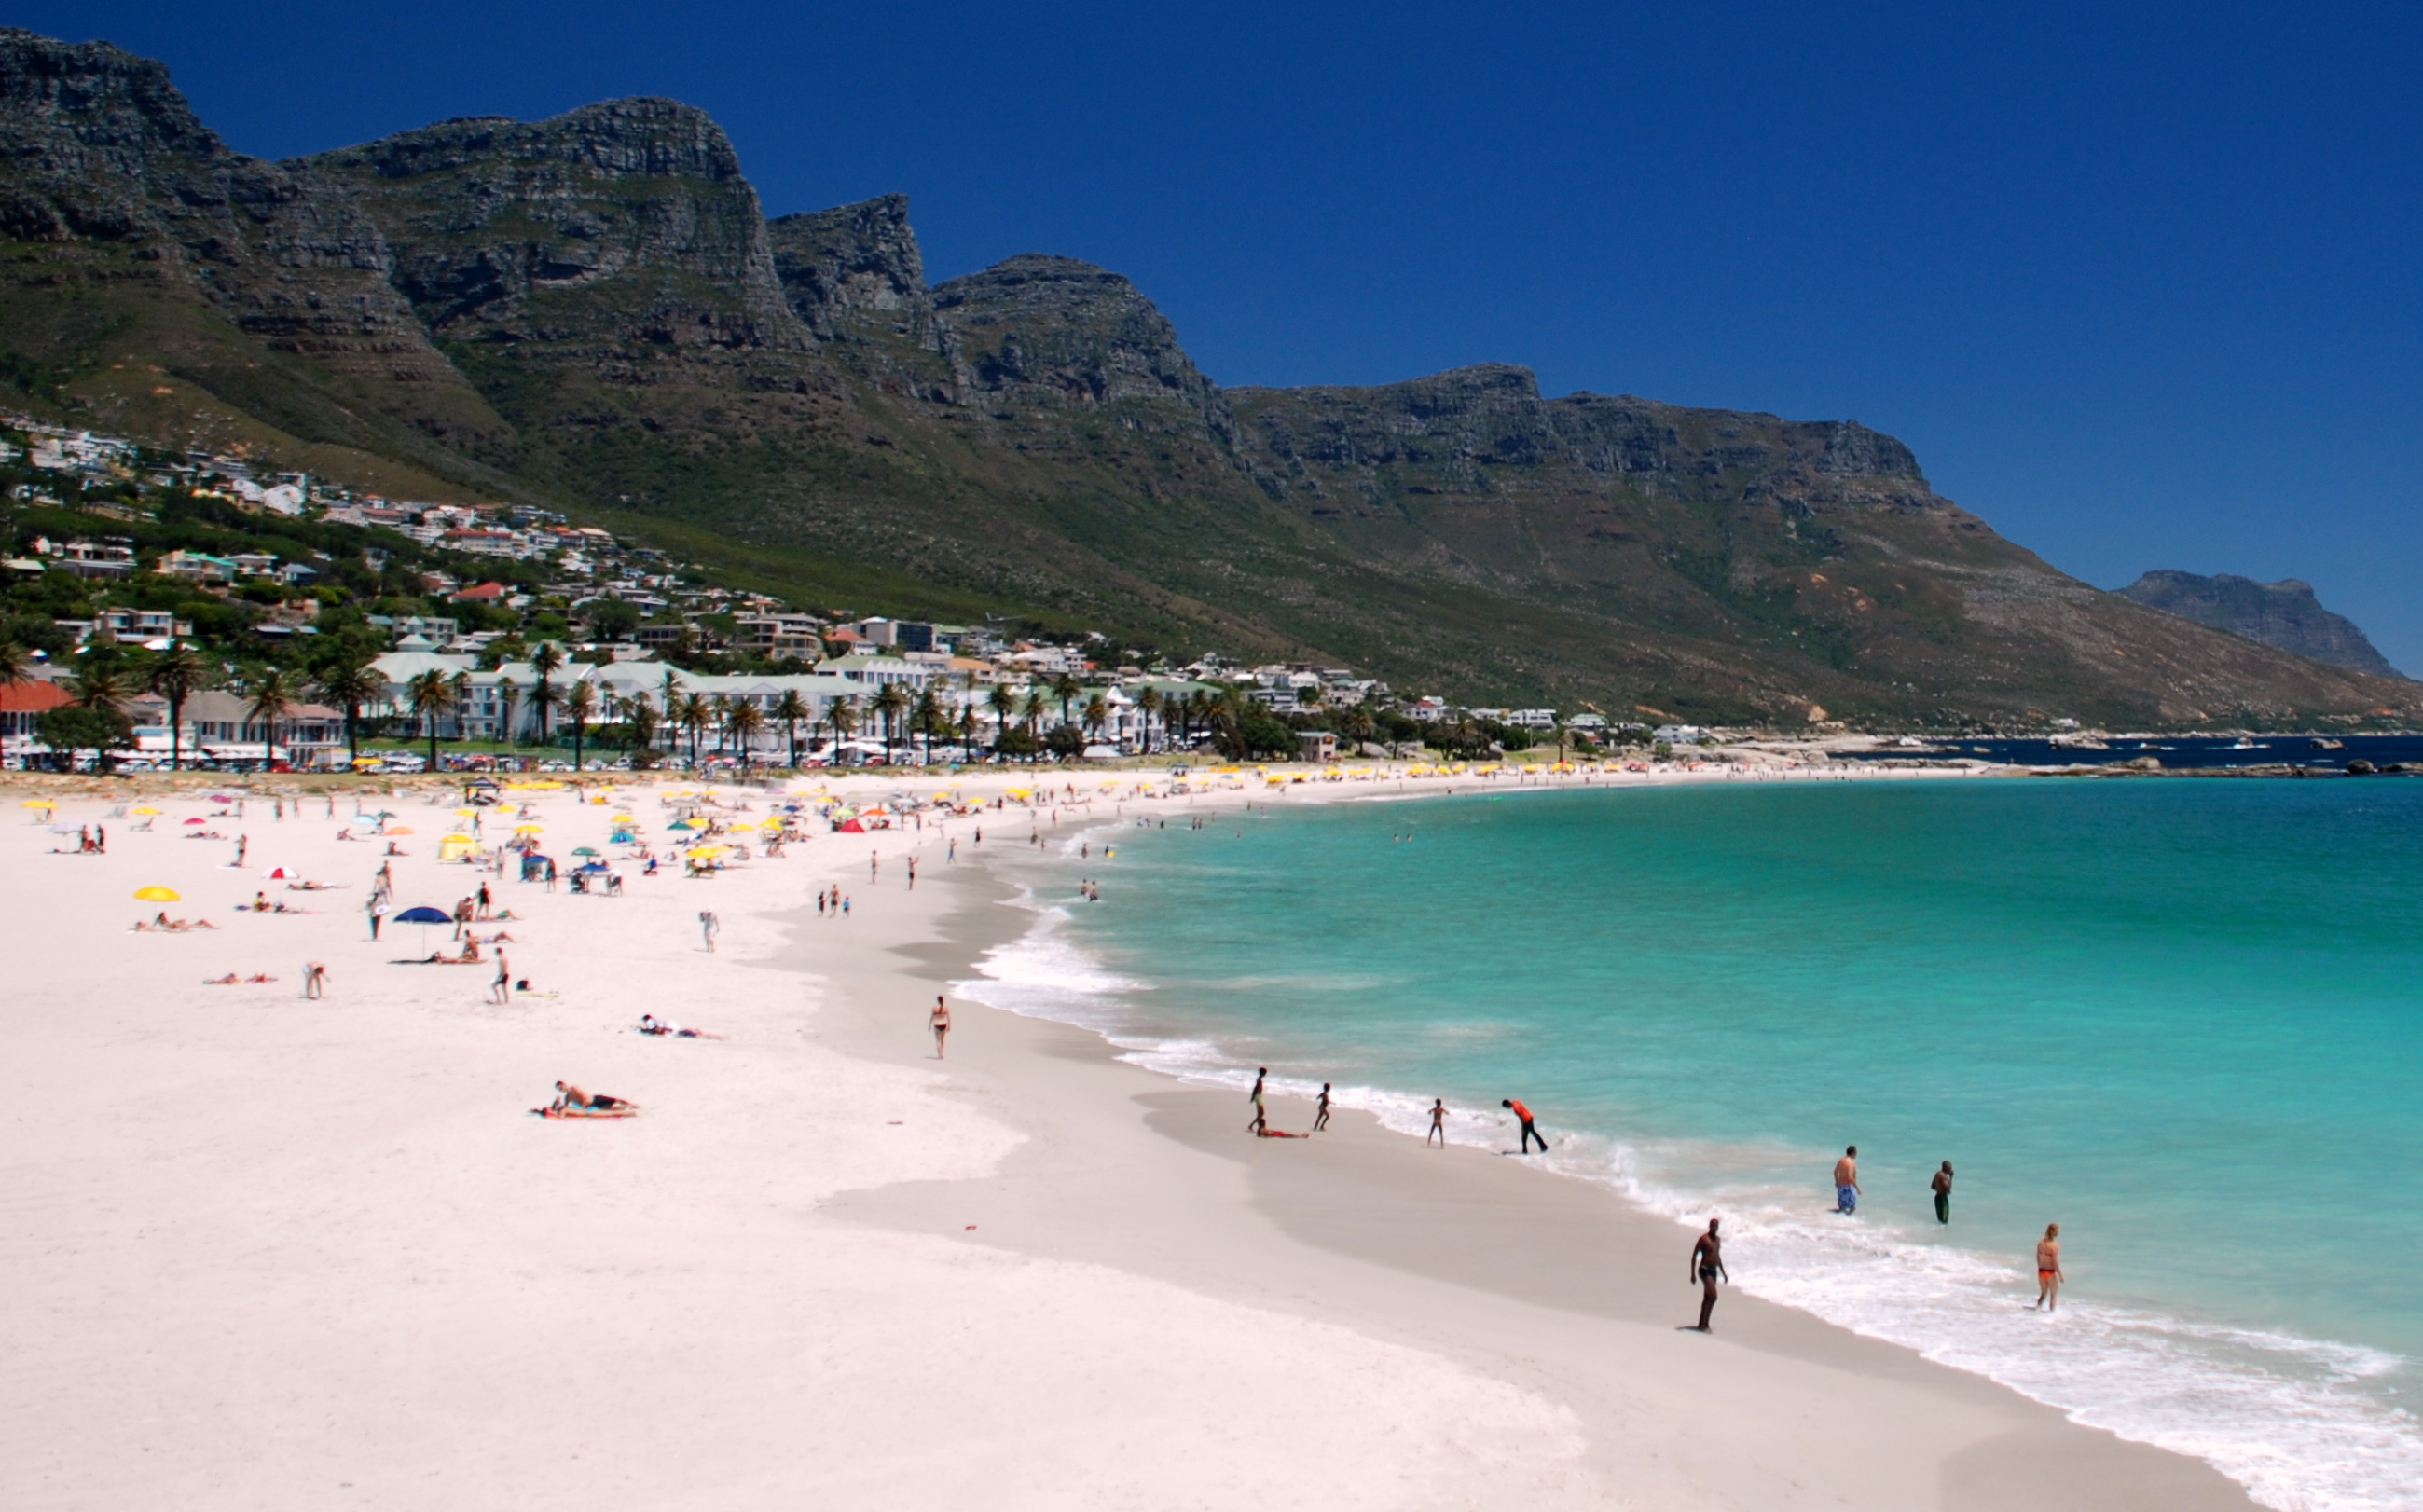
1834,1145,1862,1214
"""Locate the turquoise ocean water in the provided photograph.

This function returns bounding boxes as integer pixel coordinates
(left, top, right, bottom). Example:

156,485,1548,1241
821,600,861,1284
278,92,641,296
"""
957,779,2423,1511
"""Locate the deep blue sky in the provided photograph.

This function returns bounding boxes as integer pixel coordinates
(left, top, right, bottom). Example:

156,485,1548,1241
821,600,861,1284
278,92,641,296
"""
18,2,2423,671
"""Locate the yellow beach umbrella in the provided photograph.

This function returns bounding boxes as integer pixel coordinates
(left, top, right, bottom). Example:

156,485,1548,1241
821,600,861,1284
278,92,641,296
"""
21,798,54,809
131,805,160,816
514,824,544,833
442,832,474,844
134,885,180,902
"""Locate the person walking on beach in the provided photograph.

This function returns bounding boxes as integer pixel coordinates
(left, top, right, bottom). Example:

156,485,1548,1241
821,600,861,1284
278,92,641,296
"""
699,910,719,953
1314,1082,1332,1132
1931,1161,1955,1224
1504,1098,1549,1153
1426,1099,1446,1148
1246,1067,1268,1134
235,833,248,867
1834,1146,1862,1214
2033,1225,2065,1311
489,951,512,1006
929,995,951,1059
476,883,492,920
303,960,327,1000
1686,1218,1728,1331
367,896,386,942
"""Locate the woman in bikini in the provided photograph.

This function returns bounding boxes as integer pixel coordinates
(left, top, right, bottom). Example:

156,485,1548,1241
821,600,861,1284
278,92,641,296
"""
2033,1224,2064,1311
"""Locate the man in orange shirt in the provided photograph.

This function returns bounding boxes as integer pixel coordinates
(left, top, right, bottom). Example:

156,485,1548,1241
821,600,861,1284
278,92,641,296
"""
1502,1097,1549,1154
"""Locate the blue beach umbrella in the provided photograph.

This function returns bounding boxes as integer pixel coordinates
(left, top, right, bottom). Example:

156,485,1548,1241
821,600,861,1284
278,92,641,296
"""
392,903,452,952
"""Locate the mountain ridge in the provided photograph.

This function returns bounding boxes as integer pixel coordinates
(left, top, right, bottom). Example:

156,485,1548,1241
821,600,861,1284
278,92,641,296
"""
2117,570,2403,680
0,27,2412,727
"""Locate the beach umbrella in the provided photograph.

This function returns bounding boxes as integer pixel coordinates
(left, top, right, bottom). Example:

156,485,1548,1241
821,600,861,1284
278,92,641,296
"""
392,903,451,951
21,798,53,807
131,805,160,816
441,832,474,844
134,886,180,902
386,825,415,836
571,846,600,857
183,817,206,826
514,823,544,833
262,866,301,880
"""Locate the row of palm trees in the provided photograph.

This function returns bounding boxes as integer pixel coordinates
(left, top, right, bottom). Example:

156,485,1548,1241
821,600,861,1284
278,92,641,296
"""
3,631,1288,771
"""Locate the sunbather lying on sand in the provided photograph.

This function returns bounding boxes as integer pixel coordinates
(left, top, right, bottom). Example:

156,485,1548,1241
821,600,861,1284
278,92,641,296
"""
201,973,278,984
544,1080,636,1115
638,1014,723,1039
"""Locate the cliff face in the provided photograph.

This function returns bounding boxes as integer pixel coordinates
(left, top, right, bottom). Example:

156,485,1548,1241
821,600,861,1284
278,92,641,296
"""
299,101,801,353
1,26,2411,725
0,27,494,445
2118,571,2404,679
931,254,1233,442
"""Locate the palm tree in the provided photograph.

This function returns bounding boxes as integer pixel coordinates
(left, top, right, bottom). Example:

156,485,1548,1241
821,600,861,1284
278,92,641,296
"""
957,706,980,751
560,680,597,771
1082,693,1110,748
618,693,660,759
1207,688,1244,758
1051,672,1081,729
1136,686,1162,755
244,667,297,770
987,681,1018,744
143,642,210,772
1021,687,1050,736
493,675,520,749
0,639,29,689
674,692,712,768
529,640,564,744
913,686,944,765
824,695,859,762
773,688,808,768
874,682,911,763
312,658,383,765
723,697,766,766
406,668,460,773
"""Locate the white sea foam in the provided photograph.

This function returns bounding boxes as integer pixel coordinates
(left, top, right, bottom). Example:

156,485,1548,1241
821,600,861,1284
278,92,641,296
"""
953,896,2423,1512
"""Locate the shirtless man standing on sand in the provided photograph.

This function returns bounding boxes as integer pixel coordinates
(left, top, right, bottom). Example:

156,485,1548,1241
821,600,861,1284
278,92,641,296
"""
2034,1224,2065,1310
1834,1146,1862,1214
1313,1082,1332,1132
1686,1218,1728,1331
1426,1099,1446,1147
929,995,951,1059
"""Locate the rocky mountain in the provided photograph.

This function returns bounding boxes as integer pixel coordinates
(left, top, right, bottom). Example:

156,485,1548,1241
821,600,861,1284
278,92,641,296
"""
2117,571,2404,679
1,26,2414,727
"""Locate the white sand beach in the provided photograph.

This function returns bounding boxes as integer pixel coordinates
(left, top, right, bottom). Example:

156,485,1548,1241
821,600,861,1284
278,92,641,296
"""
0,763,2254,1510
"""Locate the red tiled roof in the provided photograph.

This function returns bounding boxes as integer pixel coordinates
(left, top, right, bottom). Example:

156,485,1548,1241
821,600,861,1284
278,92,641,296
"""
0,680,72,713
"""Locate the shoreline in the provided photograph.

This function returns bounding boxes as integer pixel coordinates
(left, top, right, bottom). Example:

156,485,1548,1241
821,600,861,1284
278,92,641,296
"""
807,801,2261,1509
1,769,2266,1508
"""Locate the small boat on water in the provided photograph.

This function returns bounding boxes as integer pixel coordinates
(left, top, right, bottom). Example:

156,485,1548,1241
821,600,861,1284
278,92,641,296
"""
2309,737,2345,750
